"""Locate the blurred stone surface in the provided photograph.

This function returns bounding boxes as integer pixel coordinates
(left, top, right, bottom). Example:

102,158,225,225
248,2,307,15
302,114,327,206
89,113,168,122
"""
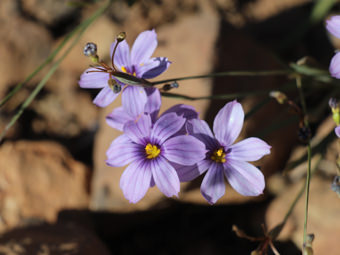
0,141,89,233
0,223,110,255
21,0,79,27
266,175,340,255
0,0,52,98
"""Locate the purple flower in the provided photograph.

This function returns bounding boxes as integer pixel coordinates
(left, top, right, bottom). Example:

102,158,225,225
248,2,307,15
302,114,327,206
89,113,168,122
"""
79,30,171,109
106,113,206,203
335,126,340,138
181,100,271,204
326,16,340,39
326,16,340,79
106,88,198,132
329,52,340,79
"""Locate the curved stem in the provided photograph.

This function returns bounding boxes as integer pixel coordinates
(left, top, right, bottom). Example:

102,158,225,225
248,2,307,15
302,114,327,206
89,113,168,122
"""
296,75,312,246
303,143,312,244
151,70,292,85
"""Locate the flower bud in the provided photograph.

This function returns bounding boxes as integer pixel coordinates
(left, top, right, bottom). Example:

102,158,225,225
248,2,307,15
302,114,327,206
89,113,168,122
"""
83,42,97,57
269,91,287,104
326,16,340,39
331,175,340,197
108,79,121,94
329,98,340,125
117,32,126,42
171,81,179,88
303,234,315,255
329,52,340,79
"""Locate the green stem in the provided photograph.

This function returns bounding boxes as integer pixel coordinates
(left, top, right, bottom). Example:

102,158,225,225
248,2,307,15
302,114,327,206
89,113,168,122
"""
269,156,320,241
0,0,112,142
303,143,312,244
152,70,292,85
295,75,312,245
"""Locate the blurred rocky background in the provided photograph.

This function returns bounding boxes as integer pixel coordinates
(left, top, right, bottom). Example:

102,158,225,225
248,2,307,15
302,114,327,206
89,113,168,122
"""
0,0,339,254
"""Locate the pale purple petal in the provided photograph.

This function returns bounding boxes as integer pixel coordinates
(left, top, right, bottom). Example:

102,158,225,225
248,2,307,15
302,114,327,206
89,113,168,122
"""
224,159,265,196
326,16,340,39
79,67,109,88
213,100,244,147
151,113,185,145
227,138,271,162
106,106,133,131
122,86,147,118
131,29,157,66
144,87,161,122
162,135,206,165
162,104,198,120
110,40,130,70
187,119,218,151
335,126,340,138
200,163,225,204
93,86,119,107
150,177,155,187
123,113,152,145
151,156,180,197
120,158,152,203
329,52,340,79
106,134,143,167
174,160,212,182
136,57,171,79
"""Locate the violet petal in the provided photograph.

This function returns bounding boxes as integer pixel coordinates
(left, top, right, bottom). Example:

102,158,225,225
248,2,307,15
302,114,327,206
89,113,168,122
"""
110,40,131,70
329,52,340,79
131,29,157,66
144,87,161,122
106,106,133,131
326,16,340,39
162,135,207,165
123,113,152,145
213,100,244,147
335,126,340,138
93,86,119,107
224,159,265,196
122,86,147,118
227,137,271,162
106,134,143,167
151,112,185,145
174,159,212,182
120,158,152,203
151,156,180,197
200,163,225,204
138,57,171,79
79,67,109,89
187,119,218,151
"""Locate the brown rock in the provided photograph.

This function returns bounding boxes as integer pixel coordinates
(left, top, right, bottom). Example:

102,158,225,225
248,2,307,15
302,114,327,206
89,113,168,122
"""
0,0,52,98
0,223,110,255
21,0,78,26
0,141,89,233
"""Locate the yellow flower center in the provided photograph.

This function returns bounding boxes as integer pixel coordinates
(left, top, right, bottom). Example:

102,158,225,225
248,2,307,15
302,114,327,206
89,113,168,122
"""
211,148,226,163
145,143,161,159
121,66,136,76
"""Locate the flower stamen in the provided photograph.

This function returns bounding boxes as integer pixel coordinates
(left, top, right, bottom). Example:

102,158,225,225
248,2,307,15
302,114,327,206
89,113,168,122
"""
145,143,161,159
211,148,226,163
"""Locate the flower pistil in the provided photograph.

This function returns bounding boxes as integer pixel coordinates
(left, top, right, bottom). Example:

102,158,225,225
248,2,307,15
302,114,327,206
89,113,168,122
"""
145,143,161,159
211,148,226,163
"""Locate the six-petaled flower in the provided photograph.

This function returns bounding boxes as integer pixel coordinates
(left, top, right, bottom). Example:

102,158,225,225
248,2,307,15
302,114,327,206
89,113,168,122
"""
106,112,206,203
179,100,271,204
